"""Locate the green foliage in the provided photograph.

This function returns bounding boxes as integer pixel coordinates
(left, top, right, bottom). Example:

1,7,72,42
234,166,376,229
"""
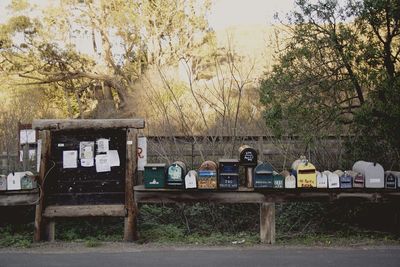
260,0,400,167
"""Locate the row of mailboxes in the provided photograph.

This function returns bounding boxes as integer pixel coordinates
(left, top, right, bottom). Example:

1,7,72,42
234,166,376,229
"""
0,172,37,191
144,159,239,189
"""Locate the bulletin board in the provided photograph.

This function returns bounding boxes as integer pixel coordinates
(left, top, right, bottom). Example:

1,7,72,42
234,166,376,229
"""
32,119,145,242
45,129,126,205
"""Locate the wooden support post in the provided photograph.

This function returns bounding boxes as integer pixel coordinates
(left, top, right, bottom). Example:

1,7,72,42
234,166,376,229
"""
260,202,275,244
124,128,138,241
44,220,55,242
34,130,51,242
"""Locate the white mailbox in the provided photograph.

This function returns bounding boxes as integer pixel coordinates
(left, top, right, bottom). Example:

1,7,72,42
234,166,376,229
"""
316,171,328,188
325,171,339,188
281,170,296,188
352,161,384,188
185,170,198,189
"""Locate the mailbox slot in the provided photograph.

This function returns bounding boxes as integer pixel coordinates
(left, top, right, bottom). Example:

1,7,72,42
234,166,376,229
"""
144,163,166,188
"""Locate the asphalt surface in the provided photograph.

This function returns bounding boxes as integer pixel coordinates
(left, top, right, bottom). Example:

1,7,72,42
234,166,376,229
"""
1,246,400,267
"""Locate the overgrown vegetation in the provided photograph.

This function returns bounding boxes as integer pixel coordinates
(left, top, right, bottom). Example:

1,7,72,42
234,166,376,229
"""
1,203,399,248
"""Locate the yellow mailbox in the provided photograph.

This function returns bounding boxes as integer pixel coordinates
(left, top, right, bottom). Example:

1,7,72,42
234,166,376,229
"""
297,161,317,188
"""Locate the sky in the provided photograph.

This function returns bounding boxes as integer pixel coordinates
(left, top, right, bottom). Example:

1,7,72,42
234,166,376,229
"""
0,0,298,27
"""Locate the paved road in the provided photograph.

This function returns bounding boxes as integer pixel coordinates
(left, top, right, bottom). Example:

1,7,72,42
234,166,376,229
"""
0,247,399,267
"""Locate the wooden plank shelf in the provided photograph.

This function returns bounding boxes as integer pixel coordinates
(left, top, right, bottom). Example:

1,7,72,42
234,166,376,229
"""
134,185,400,203
43,204,125,218
0,189,39,206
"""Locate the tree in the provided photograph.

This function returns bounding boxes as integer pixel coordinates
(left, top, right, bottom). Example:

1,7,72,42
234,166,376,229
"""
0,0,212,118
260,0,400,167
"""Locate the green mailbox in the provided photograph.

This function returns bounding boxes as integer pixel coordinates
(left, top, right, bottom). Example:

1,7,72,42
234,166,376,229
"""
144,163,166,188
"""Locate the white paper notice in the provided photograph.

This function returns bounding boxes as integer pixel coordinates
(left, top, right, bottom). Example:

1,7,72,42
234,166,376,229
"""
63,150,78,168
107,150,120,167
37,139,42,172
96,138,109,153
20,129,36,144
81,158,94,167
80,141,94,167
95,154,111,172
137,137,147,171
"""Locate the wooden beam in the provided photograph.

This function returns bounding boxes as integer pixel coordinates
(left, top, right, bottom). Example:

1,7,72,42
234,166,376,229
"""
43,204,125,218
34,130,51,242
260,202,275,244
124,128,138,241
32,119,145,130
44,220,55,242
0,190,39,206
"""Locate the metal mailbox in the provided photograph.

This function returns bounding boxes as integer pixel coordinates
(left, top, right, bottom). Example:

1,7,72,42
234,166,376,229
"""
144,163,166,188
20,173,37,190
347,170,365,188
198,160,218,189
326,171,339,188
385,171,397,189
273,172,284,188
0,175,6,191
316,171,328,188
7,171,33,190
253,162,274,188
282,170,296,189
352,161,384,188
239,145,257,188
297,162,317,188
218,159,239,189
339,171,353,189
239,145,258,166
185,170,198,189
167,161,187,188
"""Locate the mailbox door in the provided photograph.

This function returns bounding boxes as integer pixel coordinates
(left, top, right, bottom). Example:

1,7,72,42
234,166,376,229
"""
297,165,317,188
273,175,284,188
198,170,217,189
385,172,397,189
254,172,274,188
317,172,328,188
185,171,197,189
21,175,36,190
239,146,258,166
219,174,238,189
327,172,340,188
144,165,165,188
167,164,184,187
7,172,22,190
285,175,296,188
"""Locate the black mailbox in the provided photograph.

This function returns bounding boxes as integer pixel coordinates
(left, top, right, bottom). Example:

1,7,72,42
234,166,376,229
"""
239,145,258,166
385,171,397,189
218,159,239,189
167,161,187,188
238,145,258,188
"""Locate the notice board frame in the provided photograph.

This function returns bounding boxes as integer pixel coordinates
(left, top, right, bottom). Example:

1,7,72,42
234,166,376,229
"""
32,119,145,242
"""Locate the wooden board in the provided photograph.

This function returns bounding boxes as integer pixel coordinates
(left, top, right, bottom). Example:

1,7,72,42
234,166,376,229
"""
134,185,400,203
43,204,125,218
0,190,39,206
45,129,126,205
33,119,145,130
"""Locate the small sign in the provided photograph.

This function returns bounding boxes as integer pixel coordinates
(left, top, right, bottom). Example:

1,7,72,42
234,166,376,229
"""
20,129,36,144
95,154,111,172
63,150,78,169
137,137,147,171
